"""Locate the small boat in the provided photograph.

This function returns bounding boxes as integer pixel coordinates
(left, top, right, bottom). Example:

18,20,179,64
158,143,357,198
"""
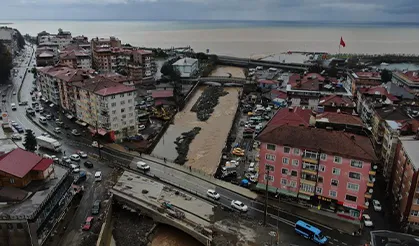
380,62,389,66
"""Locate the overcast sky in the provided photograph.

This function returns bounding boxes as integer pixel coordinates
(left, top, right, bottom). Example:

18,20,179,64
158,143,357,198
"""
1,0,418,22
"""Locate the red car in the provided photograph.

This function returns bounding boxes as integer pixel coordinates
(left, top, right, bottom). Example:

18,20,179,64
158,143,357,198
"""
82,216,94,231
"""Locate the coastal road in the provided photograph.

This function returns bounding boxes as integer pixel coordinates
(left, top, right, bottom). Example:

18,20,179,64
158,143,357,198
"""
99,147,367,246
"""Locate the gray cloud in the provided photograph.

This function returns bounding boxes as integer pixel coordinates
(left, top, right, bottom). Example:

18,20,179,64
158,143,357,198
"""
0,0,418,22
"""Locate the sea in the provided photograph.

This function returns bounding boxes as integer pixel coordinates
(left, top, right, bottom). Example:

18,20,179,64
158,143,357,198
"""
4,20,419,57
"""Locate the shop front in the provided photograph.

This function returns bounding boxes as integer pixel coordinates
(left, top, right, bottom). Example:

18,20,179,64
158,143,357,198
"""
336,201,365,220
313,195,338,213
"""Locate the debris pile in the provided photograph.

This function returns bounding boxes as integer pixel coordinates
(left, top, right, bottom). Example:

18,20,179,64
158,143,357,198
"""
174,127,201,165
191,86,228,121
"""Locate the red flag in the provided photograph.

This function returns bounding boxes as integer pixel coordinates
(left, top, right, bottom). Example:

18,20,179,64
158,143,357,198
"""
340,37,346,47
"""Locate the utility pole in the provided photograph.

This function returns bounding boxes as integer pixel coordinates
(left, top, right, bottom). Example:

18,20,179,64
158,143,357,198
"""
264,168,270,226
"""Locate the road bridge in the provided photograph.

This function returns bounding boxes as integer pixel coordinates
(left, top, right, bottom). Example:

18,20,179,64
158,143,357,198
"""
218,55,311,71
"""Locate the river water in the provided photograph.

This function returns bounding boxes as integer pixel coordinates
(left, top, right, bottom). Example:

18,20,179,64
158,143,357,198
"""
6,20,419,56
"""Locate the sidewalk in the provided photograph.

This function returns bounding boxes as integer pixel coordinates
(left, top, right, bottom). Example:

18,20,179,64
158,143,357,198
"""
106,143,360,235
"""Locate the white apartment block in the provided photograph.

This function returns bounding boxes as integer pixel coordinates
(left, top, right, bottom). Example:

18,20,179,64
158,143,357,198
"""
37,67,62,105
75,76,137,141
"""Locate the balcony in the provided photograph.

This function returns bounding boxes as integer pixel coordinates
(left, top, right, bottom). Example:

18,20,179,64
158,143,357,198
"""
302,151,318,164
302,162,318,175
367,176,375,187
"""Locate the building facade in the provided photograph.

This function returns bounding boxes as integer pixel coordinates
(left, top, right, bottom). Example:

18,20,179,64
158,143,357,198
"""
91,36,121,73
59,44,91,69
393,71,419,93
257,125,377,220
345,71,382,95
172,58,198,78
390,135,419,232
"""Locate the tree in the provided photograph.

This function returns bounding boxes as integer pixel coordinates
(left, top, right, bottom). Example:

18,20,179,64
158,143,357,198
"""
160,62,174,76
58,28,63,34
327,65,338,77
31,67,38,78
381,69,392,82
23,130,37,152
195,52,208,61
0,42,13,84
14,29,25,50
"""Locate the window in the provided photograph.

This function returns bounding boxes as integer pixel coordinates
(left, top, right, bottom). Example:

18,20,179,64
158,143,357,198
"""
318,176,323,183
293,148,300,155
121,108,125,113
113,123,118,128
281,179,288,185
112,110,116,114
345,194,357,202
129,106,133,111
334,156,342,164
282,157,289,164
9,178,14,184
266,154,276,161
120,100,125,105
111,102,116,107
111,95,116,99
128,99,132,103
349,172,361,180
319,165,326,172
329,190,337,197
129,113,133,117
265,164,275,172
290,180,297,188
347,183,360,191
120,94,125,98
332,168,341,175
316,187,323,194
122,114,126,119
300,183,315,193
113,117,118,121
331,179,339,186
281,168,288,175
411,210,419,217
264,175,274,181
320,153,327,160
292,159,299,166
267,144,276,151
284,147,291,153
291,170,298,177
415,198,419,205
128,92,132,96
350,160,363,168
129,119,134,124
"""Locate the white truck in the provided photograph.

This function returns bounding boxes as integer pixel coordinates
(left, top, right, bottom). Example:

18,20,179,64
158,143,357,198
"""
36,136,62,152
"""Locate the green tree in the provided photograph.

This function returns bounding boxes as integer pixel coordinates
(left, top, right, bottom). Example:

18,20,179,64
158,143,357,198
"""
58,28,63,34
0,42,13,84
23,130,37,152
381,69,393,82
195,52,208,61
31,67,38,78
14,29,25,50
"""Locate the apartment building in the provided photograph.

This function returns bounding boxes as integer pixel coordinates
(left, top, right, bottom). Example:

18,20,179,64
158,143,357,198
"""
91,36,121,73
37,66,94,112
390,135,419,233
286,73,351,110
393,71,419,93
172,57,199,78
370,106,419,178
38,30,72,50
318,94,355,114
132,49,155,78
73,76,137,141
345,71,382,95
59,44,91,69
256,124,377,220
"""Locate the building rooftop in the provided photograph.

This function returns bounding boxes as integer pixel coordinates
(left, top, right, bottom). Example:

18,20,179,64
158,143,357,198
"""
75,76,135,96
375,106,416,121
399,136,419,170
0,148,52,178
38,66,94,83
152,90,174,99
319,94,355,107
173,57,198,66
316,112,363,126
359,86,399,102
0,165,69,219
257,125,377,162
394,71,419,84
370,230,419,246
133,49,152,55
288,73,347,93
99,73,129,84
267,107,313,129
259,52,321,65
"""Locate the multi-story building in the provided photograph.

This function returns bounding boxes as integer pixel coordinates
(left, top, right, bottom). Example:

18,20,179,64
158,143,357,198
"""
318,94,355,114
59,44,91,69
256,124,377,220
371,106,419,177
73,76,137,141
172,57,199,78
390,135,419,232
132,49,155,78
0,148,74,246
393,71,419,93
38,30,72,50
37,66,94,112
35,47,56,67
286,73,351,110
345,71,382,95
91,36,121,73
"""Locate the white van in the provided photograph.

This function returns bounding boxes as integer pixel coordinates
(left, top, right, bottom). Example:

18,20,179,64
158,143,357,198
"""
39,116,47,124
94,171,102,182
11,103,16,110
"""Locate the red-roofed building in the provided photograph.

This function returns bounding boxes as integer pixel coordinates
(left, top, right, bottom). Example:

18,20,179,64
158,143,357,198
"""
318,95,355,114
346,71,382,95
393,71,419,93
256,124,377,220
287,73,350,110
0,149,54,188
59,44,91,69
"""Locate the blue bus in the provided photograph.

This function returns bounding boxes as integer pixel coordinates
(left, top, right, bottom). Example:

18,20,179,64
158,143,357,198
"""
295,220,328,245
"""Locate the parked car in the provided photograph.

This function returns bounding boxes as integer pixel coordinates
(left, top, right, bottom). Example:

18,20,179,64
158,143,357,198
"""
55,119,64,126
82,217,94,231
92,141,103,148
231,200,248,212
70,154,81,161
46,114,52,120
138,125,146,130
11,134,22,141
136,161,150,171
92,200,101,215
71,129,81,136
53,127,61,133
206,189,220,200
84,161,93,168
15,126,24,133
373,200,382,212
77,151,88,158
362,214,374,227
62,157,72,165
70,164,80,173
